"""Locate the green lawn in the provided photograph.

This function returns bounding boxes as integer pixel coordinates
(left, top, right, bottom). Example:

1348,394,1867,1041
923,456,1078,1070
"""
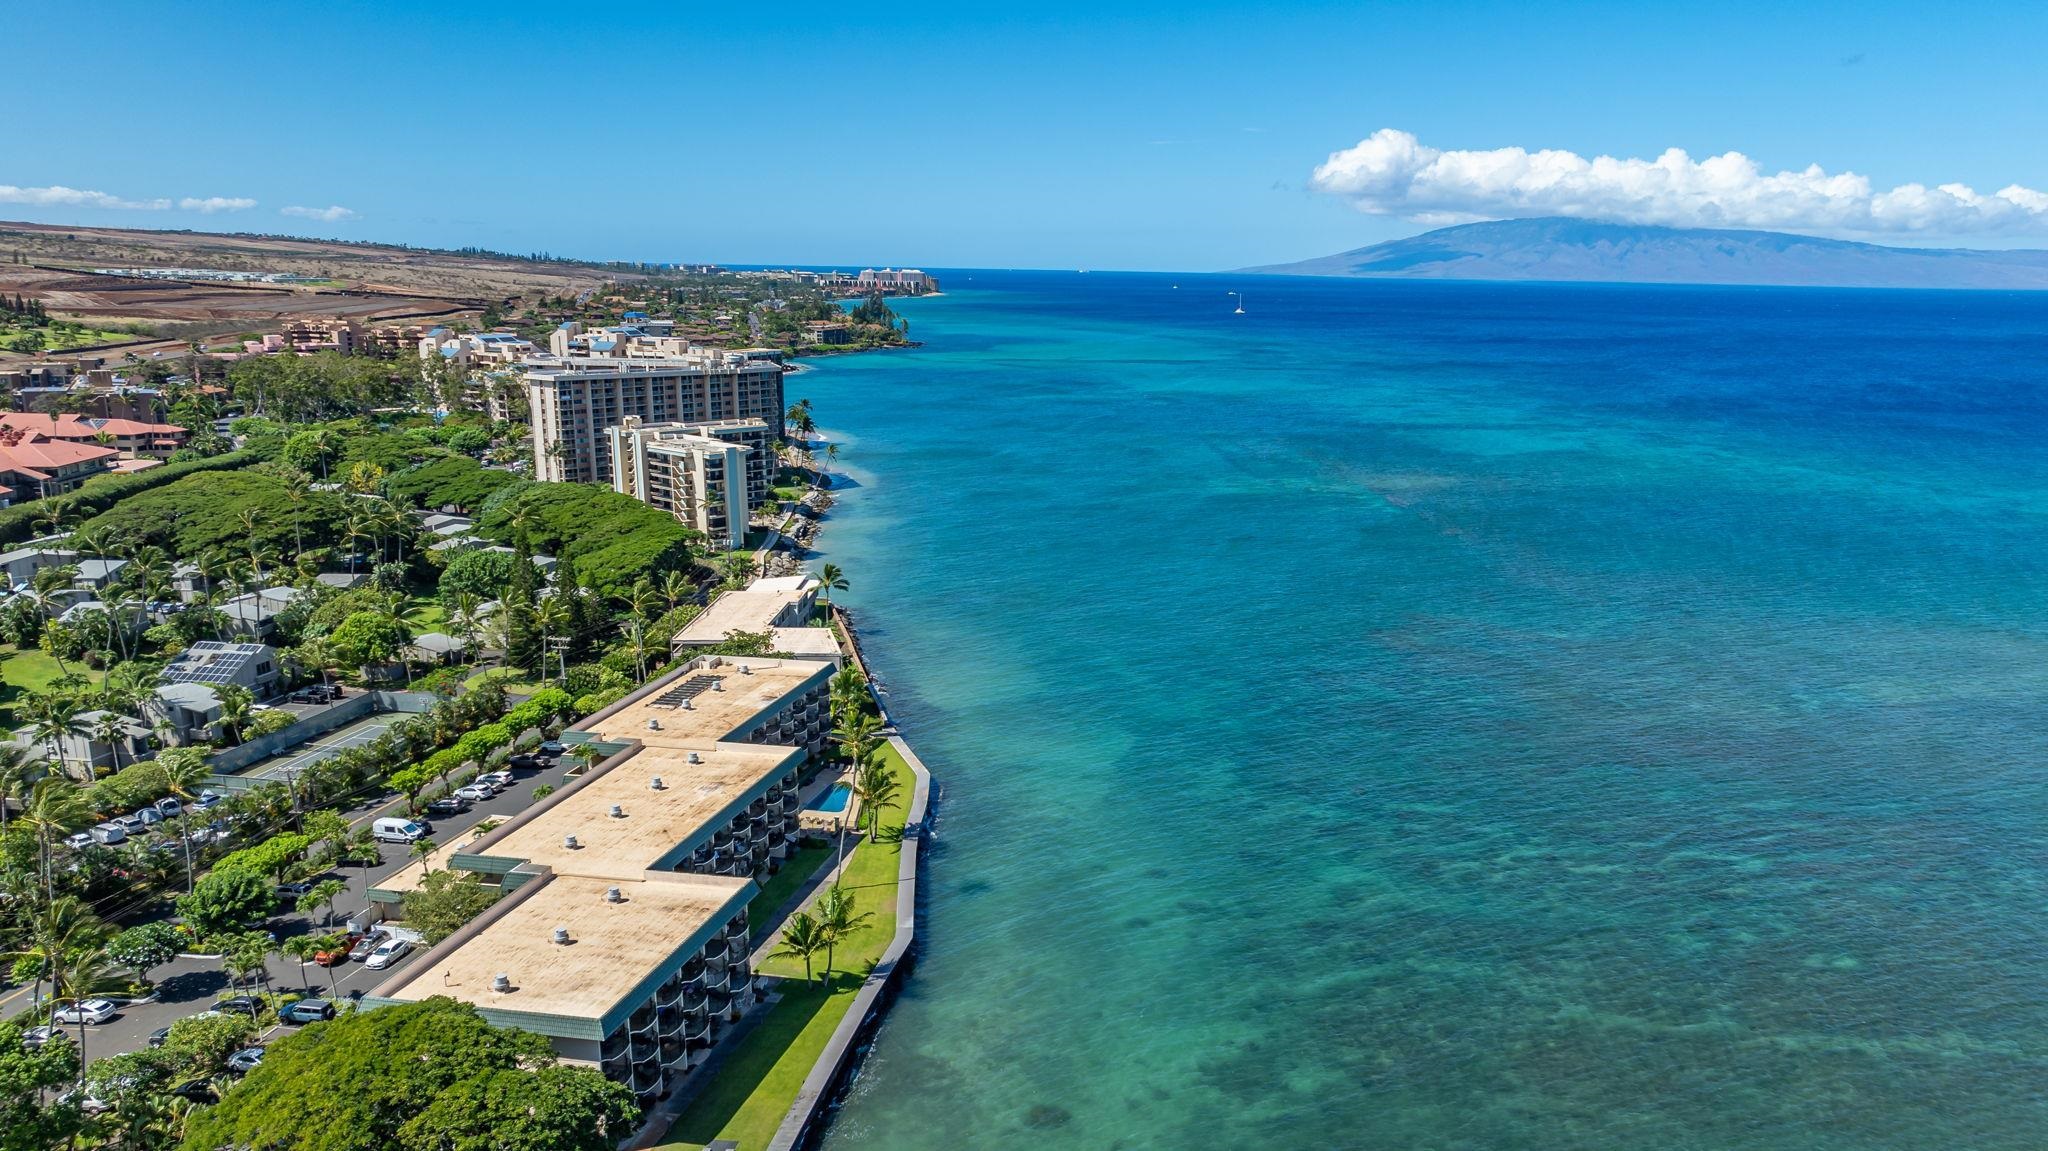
0,645,102,727
660,743,916,1149
746,843,831,940
654,978,859,1151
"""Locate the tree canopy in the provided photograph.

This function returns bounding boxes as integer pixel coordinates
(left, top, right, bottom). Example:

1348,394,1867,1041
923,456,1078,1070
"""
475,483,695,595
387,456,517,513
179,997,639,1151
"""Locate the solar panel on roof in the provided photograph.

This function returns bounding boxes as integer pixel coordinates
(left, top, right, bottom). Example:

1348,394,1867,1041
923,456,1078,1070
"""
649,675,723,708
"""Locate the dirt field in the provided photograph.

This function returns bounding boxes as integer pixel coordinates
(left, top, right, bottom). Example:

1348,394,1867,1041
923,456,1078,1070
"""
0,220,637,363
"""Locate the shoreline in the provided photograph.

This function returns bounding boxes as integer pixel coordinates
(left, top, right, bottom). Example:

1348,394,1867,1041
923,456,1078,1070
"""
764,607,933,1151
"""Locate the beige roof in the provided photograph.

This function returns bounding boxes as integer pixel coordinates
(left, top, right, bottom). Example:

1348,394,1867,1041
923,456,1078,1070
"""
478,742,795,880
581,657,830,747
674,580,816,645
373,838,469,897
770,626,842,659
373,872,748,1023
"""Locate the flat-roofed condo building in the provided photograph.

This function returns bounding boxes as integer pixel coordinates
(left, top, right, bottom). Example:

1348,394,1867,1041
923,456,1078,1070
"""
524,352,784,486
364,656,835,1110
605,415,774,550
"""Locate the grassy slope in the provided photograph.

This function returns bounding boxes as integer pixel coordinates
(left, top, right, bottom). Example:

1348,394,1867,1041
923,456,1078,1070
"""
658,742,916,1150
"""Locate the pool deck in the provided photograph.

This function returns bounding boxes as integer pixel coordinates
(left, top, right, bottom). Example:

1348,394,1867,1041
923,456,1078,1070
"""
795,766,861,834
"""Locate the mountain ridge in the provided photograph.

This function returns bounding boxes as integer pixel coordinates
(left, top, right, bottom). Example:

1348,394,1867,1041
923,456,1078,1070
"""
1241,218,2048,289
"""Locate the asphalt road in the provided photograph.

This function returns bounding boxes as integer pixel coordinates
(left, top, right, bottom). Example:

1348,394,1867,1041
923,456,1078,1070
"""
2,751,586,1066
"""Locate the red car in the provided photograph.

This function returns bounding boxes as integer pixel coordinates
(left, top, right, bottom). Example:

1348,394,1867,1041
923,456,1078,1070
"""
315,932,363,966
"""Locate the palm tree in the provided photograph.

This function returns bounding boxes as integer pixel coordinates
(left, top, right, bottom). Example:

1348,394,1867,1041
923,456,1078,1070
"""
527,597,571,681
851,756,902,843
8,895,113,1051
834,712,882,771
157,753,211,893
0,744,33,840
818,563,848,607
20,776,90,902
24,693,86,780
816,885,873,982
615,583,658,682
281,471,311,561
829,666,868,725
303,878,348,928
215,684,255,745
280,935,323,992
410,837,438,878
448,591,483,659
658,570,692,613
91,709,133,772
770,911,831,985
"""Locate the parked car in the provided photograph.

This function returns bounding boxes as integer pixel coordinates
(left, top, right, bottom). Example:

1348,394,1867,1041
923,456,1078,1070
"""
425,796,468,817
372,817,427,844
363,938,412,970
476,771,514,791
52,999,118,1025
194,790,226,811
278,998,336,1024
134,807,163,827
112,814,148,836
89,822,127,846
21,1025,64,1048
539,740,567,756
147,1025,172,1048
154,798,182,819
168,1079,217,1104
347,932,388,963
64,832,94,851
507,752,539,769
315,934,362,966
453,785,493,803
275,880,316,900
213,996,263,1019
226,1047,266,1074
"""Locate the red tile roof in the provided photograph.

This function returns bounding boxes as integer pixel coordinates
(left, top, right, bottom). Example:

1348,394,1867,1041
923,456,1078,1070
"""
0,412,187,441
0,431,121,476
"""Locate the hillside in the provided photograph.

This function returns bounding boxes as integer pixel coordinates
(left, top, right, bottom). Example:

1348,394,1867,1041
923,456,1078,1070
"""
1241,218,2048,289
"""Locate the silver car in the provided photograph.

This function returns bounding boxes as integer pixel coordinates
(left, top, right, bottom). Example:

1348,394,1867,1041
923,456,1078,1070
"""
363,938,412,970
52,999,118,1025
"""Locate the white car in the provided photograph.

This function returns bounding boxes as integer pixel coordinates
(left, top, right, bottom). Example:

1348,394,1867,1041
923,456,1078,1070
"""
52,999,118,1025
453,784,493,802
363,938,412,970
226,1046,265,1074
476,770,513,789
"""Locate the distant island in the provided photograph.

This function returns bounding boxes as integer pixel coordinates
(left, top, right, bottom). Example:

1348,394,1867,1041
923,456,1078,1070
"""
1241,217,2048,290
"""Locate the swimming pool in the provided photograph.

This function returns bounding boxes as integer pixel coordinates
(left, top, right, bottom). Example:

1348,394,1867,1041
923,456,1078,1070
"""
805,782,852,813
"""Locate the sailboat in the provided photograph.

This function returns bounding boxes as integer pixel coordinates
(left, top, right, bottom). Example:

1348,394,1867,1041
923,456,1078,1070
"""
1233,292,1246,315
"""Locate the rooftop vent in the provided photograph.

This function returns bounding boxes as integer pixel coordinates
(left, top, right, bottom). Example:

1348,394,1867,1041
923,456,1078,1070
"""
650,776,665,790
491,973,512,993
563,834,580,850
712,680,724,692
609,804,626,819
605,886,623,903
646,718,661,731
552,927,571,945
687,751,702,765
739,664,751,675
680,698,692,710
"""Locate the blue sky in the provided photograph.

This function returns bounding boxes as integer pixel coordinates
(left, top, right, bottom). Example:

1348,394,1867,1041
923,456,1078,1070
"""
6,1,2046,270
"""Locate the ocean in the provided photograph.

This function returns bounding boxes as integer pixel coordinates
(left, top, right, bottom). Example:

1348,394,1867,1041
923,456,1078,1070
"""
794,272,2048,1149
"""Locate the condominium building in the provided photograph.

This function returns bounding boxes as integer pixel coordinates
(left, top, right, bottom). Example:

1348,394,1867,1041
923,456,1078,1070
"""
674,575,840,662
548,321,686,359
523,353,784,485
364,656,835,1109
605,416,773,550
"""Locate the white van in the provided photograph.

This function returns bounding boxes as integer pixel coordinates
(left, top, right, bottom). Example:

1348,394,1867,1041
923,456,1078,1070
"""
91,822,128,846
372,817,427,844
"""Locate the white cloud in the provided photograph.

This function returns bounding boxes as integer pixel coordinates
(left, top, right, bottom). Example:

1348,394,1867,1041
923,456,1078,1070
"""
0,184,173,210
179,196,257,213
1310,129,2048,236
0,184,257,213
281,204,357,222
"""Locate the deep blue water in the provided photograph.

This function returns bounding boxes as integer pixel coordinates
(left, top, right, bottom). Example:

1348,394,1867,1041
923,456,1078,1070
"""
795,271,2048,1150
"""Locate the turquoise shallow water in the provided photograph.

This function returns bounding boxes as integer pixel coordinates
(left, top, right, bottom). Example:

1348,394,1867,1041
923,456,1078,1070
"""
797,273,2048,1150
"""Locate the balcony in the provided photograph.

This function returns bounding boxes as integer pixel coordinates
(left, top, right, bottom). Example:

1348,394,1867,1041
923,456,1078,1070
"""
706,987,732,1017
701,935,729,962
630,1031,659,1064
600,1030,632,1062
725,913,748,937
628,1003,658,1033
659,1035,689,1066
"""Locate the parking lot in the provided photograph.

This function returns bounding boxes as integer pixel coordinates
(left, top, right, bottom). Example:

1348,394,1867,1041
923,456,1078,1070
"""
2,748,588,1065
